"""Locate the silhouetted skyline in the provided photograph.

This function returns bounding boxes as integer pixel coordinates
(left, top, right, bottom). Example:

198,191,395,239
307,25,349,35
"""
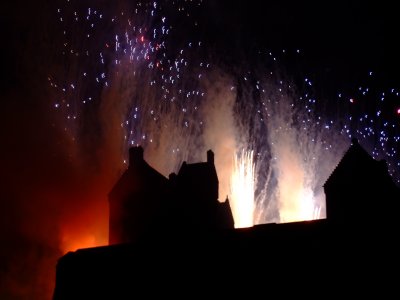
53,139,400,299
1,1,400,299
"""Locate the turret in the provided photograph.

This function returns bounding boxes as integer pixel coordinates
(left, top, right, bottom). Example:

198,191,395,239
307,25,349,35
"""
207,149,214,165
129,146,144,167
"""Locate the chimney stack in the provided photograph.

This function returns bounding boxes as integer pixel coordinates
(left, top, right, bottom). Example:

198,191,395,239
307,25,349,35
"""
207,149,214,164
129,146,144,166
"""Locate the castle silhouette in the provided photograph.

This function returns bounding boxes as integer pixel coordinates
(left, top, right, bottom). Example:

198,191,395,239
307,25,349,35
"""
109,147,234,245
53,139,400,299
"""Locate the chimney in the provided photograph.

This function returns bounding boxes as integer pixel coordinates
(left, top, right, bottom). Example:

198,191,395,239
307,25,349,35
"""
207,149,214,164
129,146,144,166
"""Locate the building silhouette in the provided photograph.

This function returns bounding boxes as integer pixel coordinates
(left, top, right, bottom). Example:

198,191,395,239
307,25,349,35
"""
325,138,400,225
109,147,234,244
108,146,169,244
53,140,400,299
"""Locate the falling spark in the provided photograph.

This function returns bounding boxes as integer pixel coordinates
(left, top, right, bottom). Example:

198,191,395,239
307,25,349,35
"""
51,0,400,233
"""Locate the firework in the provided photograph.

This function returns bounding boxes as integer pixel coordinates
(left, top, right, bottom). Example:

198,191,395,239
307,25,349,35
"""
230,150,255,228
50,0,400,232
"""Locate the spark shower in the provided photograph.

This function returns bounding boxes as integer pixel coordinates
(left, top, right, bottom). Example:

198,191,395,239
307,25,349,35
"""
51,0,399,228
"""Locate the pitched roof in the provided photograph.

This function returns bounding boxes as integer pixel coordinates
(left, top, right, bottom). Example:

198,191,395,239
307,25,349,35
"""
324,138,392,188
109,147,167,200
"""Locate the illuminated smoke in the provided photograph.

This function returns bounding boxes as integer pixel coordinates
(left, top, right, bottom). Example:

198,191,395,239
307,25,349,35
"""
52,0,354,234
270,135,322,223
4,1,398,299
89,51,347,228
252,82,347,224
200,73,238,204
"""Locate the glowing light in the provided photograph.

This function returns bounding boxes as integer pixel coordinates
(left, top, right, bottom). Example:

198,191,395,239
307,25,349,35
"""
60,233,98,254
51,0,400,232
278,184,321,223
273,147,323,223
230,150,255,228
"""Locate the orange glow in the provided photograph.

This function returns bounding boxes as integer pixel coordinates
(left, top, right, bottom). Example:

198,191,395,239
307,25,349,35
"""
59,208,108,254
60,233,98,253
58,190,109,254
59,204,108,254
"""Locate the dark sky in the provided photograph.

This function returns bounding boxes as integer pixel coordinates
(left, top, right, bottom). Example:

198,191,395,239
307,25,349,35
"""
211,1,398,82
1,1,399,298
0,1,111,298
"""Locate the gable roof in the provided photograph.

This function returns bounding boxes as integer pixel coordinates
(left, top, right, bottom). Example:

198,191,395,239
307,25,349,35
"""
109,147,168,200
324,138,393,188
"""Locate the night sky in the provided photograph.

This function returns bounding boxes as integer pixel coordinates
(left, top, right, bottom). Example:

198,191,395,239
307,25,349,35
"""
1,1,399,298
